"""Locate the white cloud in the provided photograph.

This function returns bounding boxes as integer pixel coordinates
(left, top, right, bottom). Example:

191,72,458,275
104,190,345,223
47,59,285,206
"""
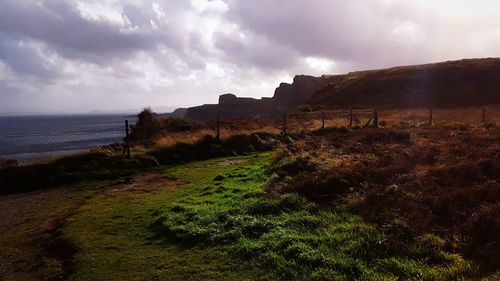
76,1,131,28
305,57,336,75
0,0,499,113
190,0,228,13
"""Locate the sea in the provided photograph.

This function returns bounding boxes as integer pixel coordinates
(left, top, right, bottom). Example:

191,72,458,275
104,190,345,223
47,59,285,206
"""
0,114,136,164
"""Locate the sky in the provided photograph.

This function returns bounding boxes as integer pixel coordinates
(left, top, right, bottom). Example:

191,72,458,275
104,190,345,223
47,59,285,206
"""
0,0,500,114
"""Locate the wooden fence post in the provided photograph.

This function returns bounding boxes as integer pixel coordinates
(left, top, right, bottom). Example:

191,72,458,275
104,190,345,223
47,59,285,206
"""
482,107,486,124
125,120,131,158
429,108,433,126
216,116,220,141
283,113,287,134
321,111,325,129
373,109,379,128
348,109,353,128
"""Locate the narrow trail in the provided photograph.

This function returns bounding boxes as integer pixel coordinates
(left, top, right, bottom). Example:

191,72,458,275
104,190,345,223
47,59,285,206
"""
105,171,180,195
0,186,78,280
0,187,74,235
0,170,181,280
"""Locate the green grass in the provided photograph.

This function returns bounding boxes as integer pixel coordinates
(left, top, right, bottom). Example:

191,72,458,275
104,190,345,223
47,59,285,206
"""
62,154,272,281
5,152,493,280
60,152,479,281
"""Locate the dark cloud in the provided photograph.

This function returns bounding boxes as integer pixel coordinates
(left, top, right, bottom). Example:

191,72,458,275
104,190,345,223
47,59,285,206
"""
223,0,500,71
0,33,59,78
223,0,432,68
214,31,301,70
0,0,169,63
0,0,499,113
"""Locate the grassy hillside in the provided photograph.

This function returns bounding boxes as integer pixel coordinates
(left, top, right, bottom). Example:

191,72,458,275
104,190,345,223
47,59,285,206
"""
1,121,499,280
304,58,500,110
2,151,499,280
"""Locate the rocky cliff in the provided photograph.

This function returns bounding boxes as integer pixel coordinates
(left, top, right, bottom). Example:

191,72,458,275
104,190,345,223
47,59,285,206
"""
304,58,500,110
183,75,331,121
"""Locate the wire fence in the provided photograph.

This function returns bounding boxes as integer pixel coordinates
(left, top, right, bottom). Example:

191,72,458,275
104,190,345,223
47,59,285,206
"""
0,115,132,166
0,127,127,164
0,107,498,166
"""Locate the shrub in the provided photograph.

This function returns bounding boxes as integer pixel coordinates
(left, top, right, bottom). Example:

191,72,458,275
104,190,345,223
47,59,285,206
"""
464,203,500,269
277,170,355,200
427,159,500,187
270,149,319,177
358,130,411,144
149,133,280,164
0,158,18,168
128,108,163,146
162,117,202,132
414,234,447,259
0,152,158,195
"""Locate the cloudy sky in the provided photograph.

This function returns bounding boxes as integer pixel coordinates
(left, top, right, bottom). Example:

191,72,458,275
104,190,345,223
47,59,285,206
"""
1,0,499,114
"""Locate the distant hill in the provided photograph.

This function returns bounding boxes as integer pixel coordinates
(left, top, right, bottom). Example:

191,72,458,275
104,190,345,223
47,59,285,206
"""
158,108,188,118
184,75,333,121
303,58,500,110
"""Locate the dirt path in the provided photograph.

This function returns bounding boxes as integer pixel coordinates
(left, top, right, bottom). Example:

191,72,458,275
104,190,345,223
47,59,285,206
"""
106,171,179,194
0,187,75,235
0,187,78,279
0,171,177,234
0,171,178,280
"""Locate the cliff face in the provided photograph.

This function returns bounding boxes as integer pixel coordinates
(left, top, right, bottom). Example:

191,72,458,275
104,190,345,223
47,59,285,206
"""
184,75,331,121
274,75,333,108
305,58,500,110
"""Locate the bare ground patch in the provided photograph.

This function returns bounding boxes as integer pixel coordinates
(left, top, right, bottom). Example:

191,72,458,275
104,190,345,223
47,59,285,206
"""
217,159,246,166
0,170,180,280
0,185,91,280
106,171,179,194
0,187,74,235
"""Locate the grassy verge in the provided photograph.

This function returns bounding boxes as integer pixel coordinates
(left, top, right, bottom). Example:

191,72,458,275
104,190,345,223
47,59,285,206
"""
0,153,159,195
0,132,281,196
58,152,480,280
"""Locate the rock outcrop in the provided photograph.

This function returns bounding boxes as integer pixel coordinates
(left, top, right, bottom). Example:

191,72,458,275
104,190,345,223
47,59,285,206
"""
183,75,331,121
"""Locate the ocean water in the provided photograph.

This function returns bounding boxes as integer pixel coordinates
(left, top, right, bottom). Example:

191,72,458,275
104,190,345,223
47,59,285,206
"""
0,114,136,163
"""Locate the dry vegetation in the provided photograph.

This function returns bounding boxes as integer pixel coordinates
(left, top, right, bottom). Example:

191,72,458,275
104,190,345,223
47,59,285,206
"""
380,105,500,127
268,124,500,270
132,106,500,150
153,122,282,148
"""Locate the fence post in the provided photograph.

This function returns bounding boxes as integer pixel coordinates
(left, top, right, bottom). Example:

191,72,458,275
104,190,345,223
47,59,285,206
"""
283,113,287,134
482,107,486,124
373,109,379,128
429,108,433,126
125,120,131,158
216,116,220,141
348,109,353,128
321,111,325,129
